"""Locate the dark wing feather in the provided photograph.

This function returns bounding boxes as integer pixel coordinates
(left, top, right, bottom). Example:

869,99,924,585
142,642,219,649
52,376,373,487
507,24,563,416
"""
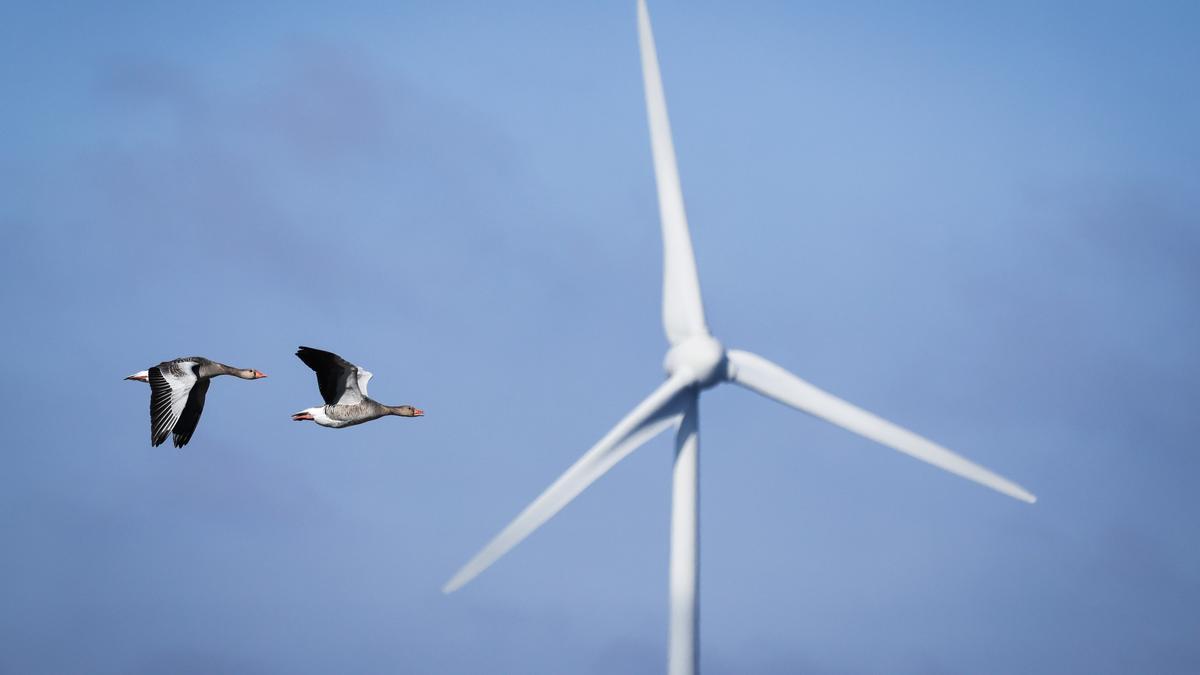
149,367,173,446
295,346,363,405
171,378,210,448
148,363,197,447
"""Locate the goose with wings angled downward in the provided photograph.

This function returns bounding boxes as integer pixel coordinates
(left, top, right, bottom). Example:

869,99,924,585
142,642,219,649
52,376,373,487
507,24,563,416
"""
292,346,424,428
125,357,267,448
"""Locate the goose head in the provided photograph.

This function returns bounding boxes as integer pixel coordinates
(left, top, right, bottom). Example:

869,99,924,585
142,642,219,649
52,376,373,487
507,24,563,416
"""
389,405,425,417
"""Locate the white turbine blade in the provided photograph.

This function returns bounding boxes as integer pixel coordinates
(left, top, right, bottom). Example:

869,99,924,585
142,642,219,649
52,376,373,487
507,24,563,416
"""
443,372,695,593
726,349,1036,503
638,0,708,345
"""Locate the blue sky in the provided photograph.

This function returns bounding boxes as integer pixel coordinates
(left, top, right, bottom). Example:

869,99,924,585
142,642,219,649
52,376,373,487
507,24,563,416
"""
2,1,1198,673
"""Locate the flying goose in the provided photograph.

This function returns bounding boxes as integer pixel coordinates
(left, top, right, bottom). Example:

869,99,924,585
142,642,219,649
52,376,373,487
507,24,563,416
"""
125,357,267,447
292,346,423,428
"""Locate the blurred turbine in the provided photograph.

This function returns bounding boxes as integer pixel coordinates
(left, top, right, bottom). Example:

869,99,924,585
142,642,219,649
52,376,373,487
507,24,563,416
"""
446,3,1036,674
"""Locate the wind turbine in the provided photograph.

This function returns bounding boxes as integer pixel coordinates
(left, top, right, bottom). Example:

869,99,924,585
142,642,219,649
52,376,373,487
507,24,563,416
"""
444,2,1037,673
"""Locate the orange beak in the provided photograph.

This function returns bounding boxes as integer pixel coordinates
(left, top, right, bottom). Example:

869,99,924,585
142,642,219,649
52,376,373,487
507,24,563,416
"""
413,408,425,417
254,371,267,379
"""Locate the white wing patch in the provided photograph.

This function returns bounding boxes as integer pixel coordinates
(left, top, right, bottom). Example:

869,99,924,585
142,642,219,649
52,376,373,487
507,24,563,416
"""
149,361,198,447
356,369,373,398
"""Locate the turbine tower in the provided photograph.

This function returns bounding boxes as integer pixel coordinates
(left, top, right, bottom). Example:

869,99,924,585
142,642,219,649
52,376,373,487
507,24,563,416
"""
445,2,1036,673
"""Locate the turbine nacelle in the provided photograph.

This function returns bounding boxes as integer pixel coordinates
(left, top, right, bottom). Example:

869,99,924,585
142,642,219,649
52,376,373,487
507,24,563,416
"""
664,334,727,388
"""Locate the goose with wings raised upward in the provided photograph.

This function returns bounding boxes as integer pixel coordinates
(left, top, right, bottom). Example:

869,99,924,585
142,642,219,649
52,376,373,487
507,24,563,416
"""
125,357,267,448
292,346,423,428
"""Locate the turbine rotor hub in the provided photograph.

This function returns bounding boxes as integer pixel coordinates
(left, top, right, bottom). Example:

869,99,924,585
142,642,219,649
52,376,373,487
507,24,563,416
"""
664,335,727,388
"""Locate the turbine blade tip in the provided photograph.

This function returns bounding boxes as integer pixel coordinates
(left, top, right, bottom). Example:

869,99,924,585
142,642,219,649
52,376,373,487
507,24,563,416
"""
1003,485,1037,504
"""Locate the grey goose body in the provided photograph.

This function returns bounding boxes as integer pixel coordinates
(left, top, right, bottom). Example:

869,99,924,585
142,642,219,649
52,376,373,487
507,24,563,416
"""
125,357,267,447
292,346,423,428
